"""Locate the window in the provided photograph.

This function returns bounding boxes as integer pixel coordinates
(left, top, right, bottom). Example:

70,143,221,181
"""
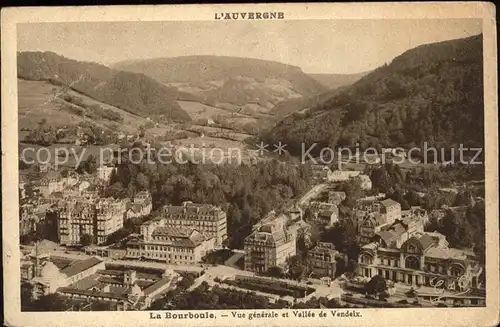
405,256,420,270
360,254,372,265
408,244,417,253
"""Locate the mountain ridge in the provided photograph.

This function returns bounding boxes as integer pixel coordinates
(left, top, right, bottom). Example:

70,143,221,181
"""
113,55,327,115
264,34,484,154
17,51,191,122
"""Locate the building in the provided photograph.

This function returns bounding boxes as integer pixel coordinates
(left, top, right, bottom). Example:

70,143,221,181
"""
28,256,105,298
126,191,153,219
38,171,64,197
358,213,389,244
19,175,30,199
357,225,484,294
357,175,372,190
380,199,402,223
311,165,332,182
97,166,116,182
327,170,372,190
356,199,403,244
57,268,179,310
126,225,216,264
158,201,227,246
244,216,296,273
402,206,429,226
309,242,338,278
328,191,346,205
58,199,96,245
308,201,339,226
96,198,129,244
327,170,361,182
58,197,128,246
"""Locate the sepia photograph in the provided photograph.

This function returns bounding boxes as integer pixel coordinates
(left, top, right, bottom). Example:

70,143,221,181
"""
2,3,499,327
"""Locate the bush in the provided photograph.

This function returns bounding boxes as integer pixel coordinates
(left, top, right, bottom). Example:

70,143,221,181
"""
223,277,314,298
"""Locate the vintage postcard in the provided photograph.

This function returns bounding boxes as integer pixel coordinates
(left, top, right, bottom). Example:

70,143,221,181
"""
2,2,499,327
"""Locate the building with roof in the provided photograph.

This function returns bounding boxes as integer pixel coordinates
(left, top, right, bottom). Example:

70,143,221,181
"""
327,170,361,182
308,201,339,227
96,198,129,244
309,242,338,278
357,223,484,294
127,224,216,265
157,201,227,246
97,166,116,182
327,170,372,190
328,191,346,205
126,191,152,220
243,215,296,273
380,199,402,223
402,206,429,226
27,256,105,298
56,268,179,310
311,165,332,182
356,198,402,244
58,197,129,245
357,174,373,190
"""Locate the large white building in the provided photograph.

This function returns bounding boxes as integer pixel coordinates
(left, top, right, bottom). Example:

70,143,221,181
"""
244,219,296,273
127,225,216,264
158,201,227,246
58,197,129,245
357,223,484,305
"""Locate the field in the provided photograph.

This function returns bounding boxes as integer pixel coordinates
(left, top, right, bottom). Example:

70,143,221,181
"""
18,79,152,133
177,100,258,125
173,136,258,164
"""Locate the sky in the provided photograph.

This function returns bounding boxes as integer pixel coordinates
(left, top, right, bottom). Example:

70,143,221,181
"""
17,19,482,74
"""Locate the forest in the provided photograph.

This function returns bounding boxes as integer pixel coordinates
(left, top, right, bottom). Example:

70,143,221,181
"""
264,35,484,155
95,152,314,248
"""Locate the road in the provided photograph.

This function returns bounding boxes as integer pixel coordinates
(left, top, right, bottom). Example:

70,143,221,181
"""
296,183,329,207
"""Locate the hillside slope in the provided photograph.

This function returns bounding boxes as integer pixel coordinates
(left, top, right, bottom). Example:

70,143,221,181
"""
113,55,327,114
264,34,484,155
17,51,191,122
309,71,370,90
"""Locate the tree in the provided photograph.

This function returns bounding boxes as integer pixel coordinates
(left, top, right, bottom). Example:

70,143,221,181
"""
21,283,34,309
105,228,131,245
340,178,364,207
345,259,359,278
286,255,308,280
266,266,285,279
91,301,115,311
31,294,70,311
136,172,150,190
365,275,387,295
80,233,93,246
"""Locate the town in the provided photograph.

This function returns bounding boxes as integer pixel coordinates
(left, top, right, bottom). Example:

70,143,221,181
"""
19,143,486,311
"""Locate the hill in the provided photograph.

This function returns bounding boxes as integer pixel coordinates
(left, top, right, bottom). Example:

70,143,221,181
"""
264,34,484,155
309,71,370,90
17,51,191,122
113,55,327,114
18,79,153,133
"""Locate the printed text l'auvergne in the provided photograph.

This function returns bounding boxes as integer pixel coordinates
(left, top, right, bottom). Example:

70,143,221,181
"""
215,12,284,20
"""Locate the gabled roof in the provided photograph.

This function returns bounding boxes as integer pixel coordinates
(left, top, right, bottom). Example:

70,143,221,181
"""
60,257,103,278
380,199,400,208
418,234,435,251
377,223,406,246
